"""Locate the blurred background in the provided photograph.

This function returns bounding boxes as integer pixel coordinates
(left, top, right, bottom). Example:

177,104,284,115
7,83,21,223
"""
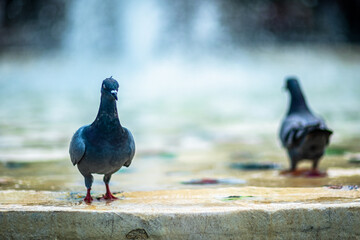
0,0,359,194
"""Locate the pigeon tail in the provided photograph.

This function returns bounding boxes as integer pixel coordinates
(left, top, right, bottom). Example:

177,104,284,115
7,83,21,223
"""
294,122,321,139
307,128,333,144
283,122,317,148
285,123,332,148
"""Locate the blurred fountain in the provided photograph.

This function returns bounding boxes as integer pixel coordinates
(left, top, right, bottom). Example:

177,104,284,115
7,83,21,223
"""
62,0,223,62
63,0,163,64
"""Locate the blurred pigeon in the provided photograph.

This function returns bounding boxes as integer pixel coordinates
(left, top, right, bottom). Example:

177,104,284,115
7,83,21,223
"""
280,77,332,175
69,77,135,203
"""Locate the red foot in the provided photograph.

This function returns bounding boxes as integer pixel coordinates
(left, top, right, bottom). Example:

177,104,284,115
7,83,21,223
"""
305,169,327,178
280,169,327,178
102,184,118,201
279,169,305,176
84,188,93,203
103,192,118,200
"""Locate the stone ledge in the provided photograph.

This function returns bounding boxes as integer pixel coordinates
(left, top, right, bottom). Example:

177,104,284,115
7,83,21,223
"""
1,188,360,239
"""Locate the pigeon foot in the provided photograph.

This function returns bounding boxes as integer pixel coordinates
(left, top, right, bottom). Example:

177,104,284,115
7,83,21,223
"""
305,169,327,178
280,169,327,178
84,188,93,203
102,192,118,200
102,184,118,201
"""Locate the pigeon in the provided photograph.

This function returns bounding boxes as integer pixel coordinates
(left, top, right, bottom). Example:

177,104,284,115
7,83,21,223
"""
279,77,332,175
69,77,135,203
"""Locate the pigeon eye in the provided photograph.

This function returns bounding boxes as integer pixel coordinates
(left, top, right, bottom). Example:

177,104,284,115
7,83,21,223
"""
103,84,106,89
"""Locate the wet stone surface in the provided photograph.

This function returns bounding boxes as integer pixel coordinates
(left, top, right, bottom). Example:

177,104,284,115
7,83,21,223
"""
1,137,360,193
1,187,360,239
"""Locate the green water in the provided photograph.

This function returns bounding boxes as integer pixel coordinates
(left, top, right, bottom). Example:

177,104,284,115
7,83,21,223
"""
0,46,360,193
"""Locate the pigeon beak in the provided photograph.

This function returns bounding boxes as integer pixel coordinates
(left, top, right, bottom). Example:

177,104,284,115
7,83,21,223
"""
111,90,118,100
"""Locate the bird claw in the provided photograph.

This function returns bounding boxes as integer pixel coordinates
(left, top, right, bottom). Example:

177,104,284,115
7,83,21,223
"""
102,192,118,201
83,188,93,203
279,169,303,176
84,195,93,203
305,169,327,178
279,169,327,178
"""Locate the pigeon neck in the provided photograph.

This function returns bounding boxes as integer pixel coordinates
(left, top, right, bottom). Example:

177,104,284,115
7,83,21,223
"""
92,95,123,131
288,85,311,114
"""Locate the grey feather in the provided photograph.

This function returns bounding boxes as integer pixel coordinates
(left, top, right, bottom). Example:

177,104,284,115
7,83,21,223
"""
69,77,135,200
123,128,135,167
279,77,332,171
69,126,86,166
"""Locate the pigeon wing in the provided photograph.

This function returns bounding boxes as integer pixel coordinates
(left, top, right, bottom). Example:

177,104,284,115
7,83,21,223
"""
123,128,135,167
308,116,333,145
280,114,322,148
69,126,87,166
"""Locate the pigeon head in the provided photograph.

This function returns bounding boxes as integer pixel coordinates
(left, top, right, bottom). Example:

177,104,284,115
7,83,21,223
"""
101,77,119,101
285,77,300,91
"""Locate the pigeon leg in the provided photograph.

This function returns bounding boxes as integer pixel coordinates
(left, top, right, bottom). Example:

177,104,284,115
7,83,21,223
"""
102,174,118,200
286,151,298,172
280,154,300,176
84,188,93,203
290,158,297,172
306,159,326,177
280,157,303,176
312,159,319,171
84,175,94,203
